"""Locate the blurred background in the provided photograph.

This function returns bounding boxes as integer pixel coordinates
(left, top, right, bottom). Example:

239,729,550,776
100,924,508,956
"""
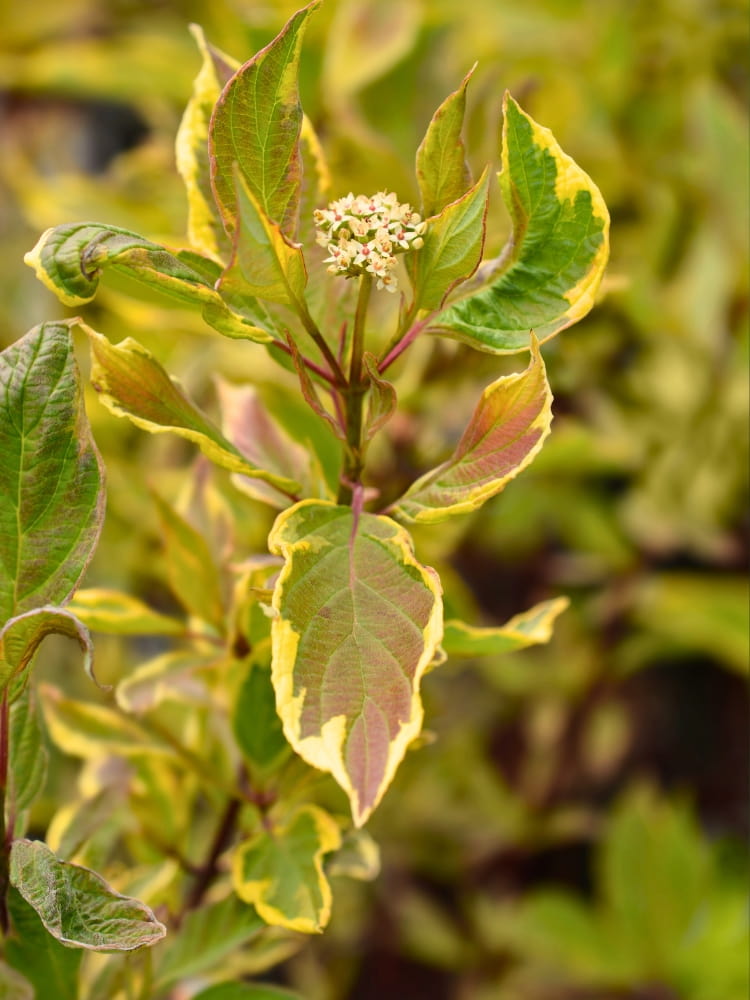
1,1,747,998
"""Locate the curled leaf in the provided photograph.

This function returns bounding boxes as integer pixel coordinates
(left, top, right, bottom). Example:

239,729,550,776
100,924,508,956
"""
10,840,166,951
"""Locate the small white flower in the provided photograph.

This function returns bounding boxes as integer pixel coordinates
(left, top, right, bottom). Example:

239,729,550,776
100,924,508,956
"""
313,190,427,292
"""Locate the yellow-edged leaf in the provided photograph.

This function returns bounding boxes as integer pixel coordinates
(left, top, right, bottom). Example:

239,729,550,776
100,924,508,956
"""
269,500,443,826
208,1,320,238
232,805,341,933
392,336,552,523
434,93,610,352
85,327,301,496
416,64,476,218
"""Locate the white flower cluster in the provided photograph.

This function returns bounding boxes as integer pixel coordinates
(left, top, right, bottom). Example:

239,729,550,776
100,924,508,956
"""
314,191,426,293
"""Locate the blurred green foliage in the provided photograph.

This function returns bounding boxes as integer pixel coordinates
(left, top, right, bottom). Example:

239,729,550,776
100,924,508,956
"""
1,0,747,997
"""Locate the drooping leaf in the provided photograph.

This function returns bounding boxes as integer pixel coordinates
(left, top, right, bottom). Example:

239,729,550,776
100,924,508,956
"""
25,223,219,307
218,170,307,308
85,327,301,495
434,93,610,353
442,597,570,658
208,1,320,237
176,24,239,261
0,607,95,698
411,168,490,311
362,353,397,444
7,689,48,820
232,660,290,777
255,381,342,500
322,0,421,104
5,888,81,1000
269,501,443,826
151,491,225,630
218,379,309,508
232,805,341,933
415,64,475,218
9,839,166,951
0,321,104,623
192,984,303,1000
65,588,186,636
152,895,264,992
392,337,552,523
0,961,33,1000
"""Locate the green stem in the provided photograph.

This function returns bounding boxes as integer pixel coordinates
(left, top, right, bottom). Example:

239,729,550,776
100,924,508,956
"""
338,274,372,504
296,300,347,386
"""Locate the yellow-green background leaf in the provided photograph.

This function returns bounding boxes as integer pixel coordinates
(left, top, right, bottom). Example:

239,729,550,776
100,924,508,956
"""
393,337,552,522
443,597,570,658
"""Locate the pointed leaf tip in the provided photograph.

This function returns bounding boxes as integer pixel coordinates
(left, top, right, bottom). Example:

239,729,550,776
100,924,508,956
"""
209,1,321,239
269,501,443,825
393,336,552,523
435,94,610,353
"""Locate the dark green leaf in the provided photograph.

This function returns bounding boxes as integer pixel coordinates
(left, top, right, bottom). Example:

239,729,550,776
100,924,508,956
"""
0,321,104,623
232,660,290,776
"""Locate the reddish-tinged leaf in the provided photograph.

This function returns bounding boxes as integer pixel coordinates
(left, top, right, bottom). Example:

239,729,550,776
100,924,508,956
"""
392,336,552,523
85,327,301,495
269,501,443,826
218,379,309,508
